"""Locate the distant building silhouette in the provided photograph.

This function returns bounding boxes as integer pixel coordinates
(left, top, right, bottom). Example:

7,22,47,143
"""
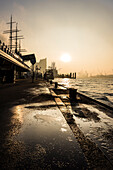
51,62,58,78
77,70,88,78
35,58,47,77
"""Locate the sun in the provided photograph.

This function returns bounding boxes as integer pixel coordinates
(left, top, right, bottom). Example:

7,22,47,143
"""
60,53,71,62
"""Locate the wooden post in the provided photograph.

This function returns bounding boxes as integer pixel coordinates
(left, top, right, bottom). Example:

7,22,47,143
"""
32,64,35,83
69,88,77,100
55,82,58,88
0,40,2,49
70,73,72,78
75,72,76,79
50,80,52,84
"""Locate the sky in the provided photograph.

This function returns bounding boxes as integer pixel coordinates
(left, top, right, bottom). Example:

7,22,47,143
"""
0,0,113,75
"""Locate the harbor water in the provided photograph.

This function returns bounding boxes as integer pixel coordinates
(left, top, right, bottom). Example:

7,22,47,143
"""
54,78,113,107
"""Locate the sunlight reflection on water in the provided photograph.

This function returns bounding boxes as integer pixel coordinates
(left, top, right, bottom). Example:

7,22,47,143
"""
55,78,113,106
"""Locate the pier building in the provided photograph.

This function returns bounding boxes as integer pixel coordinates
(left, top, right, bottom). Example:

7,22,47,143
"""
0,40,36,83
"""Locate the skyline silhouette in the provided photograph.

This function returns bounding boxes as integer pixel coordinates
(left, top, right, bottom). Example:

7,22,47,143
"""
0,0,113,75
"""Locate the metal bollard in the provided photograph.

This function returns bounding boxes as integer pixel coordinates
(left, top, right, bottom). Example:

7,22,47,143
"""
69,88,77,100
55,82,58,88
50,80,52,84
75,72,76,79
70,73,72,78
0,40,1,49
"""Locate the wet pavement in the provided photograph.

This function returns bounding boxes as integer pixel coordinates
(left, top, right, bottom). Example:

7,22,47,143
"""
52,87,113,169
0,80,87,169
72,103,113,165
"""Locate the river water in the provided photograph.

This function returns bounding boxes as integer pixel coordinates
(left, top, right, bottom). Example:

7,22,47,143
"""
54,78,113,107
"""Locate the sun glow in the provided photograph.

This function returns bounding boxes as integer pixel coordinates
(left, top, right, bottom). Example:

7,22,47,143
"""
60,53,71,62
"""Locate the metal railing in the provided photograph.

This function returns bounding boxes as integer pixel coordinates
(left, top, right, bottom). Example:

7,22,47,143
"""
0,40,30,70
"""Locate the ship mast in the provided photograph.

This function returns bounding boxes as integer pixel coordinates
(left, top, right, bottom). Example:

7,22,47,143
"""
3,15,25,53
3,15,16,50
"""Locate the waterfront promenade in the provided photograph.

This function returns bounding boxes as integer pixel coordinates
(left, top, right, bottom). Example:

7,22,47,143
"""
0,79,112,169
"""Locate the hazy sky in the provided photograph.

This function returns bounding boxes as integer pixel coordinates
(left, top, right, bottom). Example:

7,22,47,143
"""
0,0,113,75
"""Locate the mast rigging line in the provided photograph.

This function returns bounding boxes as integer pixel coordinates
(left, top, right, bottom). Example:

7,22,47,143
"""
3,15,25,52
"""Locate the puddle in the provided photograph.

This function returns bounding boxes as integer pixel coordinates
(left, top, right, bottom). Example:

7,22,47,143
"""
25,104,56,110
8,101,87,169
25,87,50,95
73,104,113,164
60,128,67,132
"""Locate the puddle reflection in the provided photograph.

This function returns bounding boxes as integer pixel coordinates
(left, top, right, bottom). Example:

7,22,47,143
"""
60,128,67,132
10,102,81,145
11,105,24,123
8,102,87,169
73,104,113,164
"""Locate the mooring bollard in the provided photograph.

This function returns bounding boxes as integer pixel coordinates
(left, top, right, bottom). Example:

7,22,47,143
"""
55,82,58,88
69,88,77,100
50,80,52,84
75,72,76,79
70,73,72,78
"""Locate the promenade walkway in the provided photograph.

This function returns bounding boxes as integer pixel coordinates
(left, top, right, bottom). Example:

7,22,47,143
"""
0,79,87,169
